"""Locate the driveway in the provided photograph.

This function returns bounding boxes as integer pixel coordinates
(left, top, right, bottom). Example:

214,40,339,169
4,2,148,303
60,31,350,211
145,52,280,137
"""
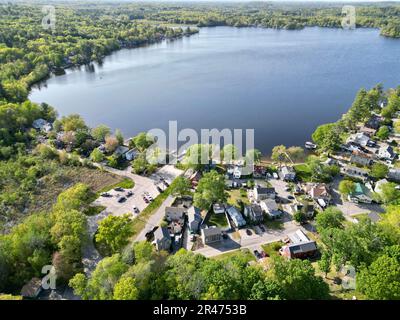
195,220,303,258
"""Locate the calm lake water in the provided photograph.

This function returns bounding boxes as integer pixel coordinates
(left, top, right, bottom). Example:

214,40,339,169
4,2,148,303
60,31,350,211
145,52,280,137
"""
30,27,400,154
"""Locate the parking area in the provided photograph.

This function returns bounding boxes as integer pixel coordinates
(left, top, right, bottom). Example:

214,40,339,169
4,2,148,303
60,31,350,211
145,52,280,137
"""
92,165,183,217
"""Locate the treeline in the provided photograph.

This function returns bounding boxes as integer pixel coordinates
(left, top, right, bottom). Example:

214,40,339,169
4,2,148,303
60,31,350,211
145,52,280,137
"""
69,242,329,300
0,4,198,102
0,183,91,293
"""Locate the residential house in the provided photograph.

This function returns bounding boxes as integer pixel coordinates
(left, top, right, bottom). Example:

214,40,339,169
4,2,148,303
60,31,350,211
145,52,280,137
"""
290,202,314,218
378,144,396,162
187,206,202,233
346,133,370,147
153,227,172,251
226,206,246,227
280,229,318,259
342,165,369,182
253,186,276,201
304,183,331,204
125,149,138,161
114,145,129,157
32,118,52,133
201,226,222,244
374,179,389,194
348,183,374,204
213,203,226,214
359,126,377,137
244,204,264,223
350,152,374,167
366,115,383,130
20,278,43,299
260,199,282,220
165,207,186,222
388,168,400,182
279,166,296,181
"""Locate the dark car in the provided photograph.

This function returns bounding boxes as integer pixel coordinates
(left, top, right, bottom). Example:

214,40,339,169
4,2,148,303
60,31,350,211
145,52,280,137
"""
259,225,266,232
100,192,112,197
222,232,228,239
126,191,133,197
253,250,261,259
287,195,295,200
246,229,252,236
118,197,127,203
114,187,124,192
143,197,149,203
133,206,140,214
156,186,163,193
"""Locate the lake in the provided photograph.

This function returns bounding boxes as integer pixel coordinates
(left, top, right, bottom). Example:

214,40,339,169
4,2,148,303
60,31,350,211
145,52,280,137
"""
30,26,400,154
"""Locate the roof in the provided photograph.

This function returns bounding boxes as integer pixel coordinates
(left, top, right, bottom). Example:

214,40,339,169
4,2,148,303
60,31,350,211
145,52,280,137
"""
351,183,372,197
350,153,373,166
287,241,318,255
305,183,329,198
32,118,48,129
20,278,42,298
347,133,370,146
261,199,279,211
343,165,369,175
254,186,275,194
154,227,171,241
246,204,263,218
201,226,221,237
114,145,129,156
226,206,246,226
187,206,202,223
288,229,310,244
368,212,381,223
281,166,295,175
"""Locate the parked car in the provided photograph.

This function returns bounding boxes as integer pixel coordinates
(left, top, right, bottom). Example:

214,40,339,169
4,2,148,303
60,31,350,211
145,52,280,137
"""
133,206,140,214
143,197,149,204
114,187,124,192
163,181,170,187
253,250,261,259
287,195,295,200
259,225,266,232
156,186,163,193
118,197,127,203
126,191,133,197
246,229,252,236
100,192,112,197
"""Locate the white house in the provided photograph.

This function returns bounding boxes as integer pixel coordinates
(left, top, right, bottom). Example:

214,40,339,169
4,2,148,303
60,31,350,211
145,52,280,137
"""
32,118,52,133
125,149,138,161
378,144,396,162
346,132,370,147
260,199,282,220
226,206,246,227
253,186,276,201
279,166,296,181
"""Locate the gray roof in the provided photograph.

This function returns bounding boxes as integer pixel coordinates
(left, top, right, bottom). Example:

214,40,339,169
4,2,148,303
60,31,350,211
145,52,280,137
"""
154,227,171,241
288,241,317,254
187,206,202,223
201,226,221,237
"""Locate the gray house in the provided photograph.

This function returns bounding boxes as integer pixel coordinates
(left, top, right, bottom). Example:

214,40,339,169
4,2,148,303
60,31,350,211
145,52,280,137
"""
388,168,400,182
253,186,276,201
279,166,296,181
201,226,222,245
187,206,202,233
260,199,282,220
244,204,264,223
153,227,172,251
350,153,373,167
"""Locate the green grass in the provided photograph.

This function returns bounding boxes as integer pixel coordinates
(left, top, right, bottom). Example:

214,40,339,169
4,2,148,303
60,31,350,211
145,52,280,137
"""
211,248,256,262
261,241,283,257
98,177,135,194
84,205,106,216
227,189,250,207
208,212,229,228
294,164,312,182
264,219,284,230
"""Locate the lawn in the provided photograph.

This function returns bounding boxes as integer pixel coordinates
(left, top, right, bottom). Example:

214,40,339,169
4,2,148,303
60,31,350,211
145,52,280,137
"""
261,241,283,257
208,212,229,228
227,189,250,207
211,248,256,262
97,177,135,194
264,219,284,230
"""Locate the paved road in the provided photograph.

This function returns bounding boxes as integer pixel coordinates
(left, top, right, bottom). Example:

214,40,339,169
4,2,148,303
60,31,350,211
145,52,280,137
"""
135,195,176,242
